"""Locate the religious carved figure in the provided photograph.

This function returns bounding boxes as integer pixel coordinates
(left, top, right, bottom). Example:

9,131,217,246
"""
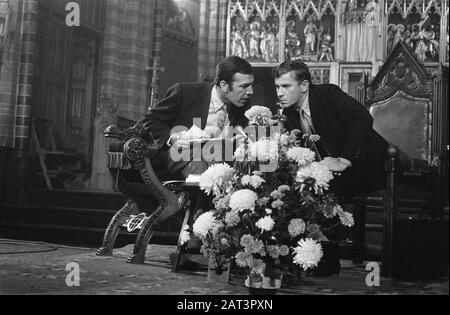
393,24,405,48
318,30,334,62
260,23,279,63
231,25,249,59
285,20,301,60
249,21,262,59
365,0,380,27
422,24,439,60
410,23,427,62
387,24,396,54
304,18,318,55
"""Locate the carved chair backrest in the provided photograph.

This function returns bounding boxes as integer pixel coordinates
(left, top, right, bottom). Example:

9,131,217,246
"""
358,41,444,170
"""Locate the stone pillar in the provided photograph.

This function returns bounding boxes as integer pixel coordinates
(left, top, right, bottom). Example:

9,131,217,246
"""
148,0,164,108
0,0,21,204
12,0,38,203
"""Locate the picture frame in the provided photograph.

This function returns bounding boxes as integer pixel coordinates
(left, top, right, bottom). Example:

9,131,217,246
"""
163,0,199,49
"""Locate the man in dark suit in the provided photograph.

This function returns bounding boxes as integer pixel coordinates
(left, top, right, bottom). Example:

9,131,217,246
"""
273,60,389,276
143,56,254,179
273,60,388,197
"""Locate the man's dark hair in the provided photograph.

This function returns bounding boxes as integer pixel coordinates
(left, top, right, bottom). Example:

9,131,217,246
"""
272,60,312,85
214,56,253,86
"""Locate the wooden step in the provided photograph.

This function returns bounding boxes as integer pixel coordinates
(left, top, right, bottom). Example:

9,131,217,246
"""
1,205,117,229
24,189,127,210
0,222,179,248
0,204,184,248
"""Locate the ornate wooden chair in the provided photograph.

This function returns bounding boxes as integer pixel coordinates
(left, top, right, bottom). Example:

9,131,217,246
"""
352,41,447,277
96,120,192,266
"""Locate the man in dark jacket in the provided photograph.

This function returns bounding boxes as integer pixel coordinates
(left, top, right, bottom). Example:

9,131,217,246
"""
273,60,388,197
143,56,254,179
273,60,389,276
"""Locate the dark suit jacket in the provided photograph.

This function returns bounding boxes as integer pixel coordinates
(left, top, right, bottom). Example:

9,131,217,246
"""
283,84,388,188
143,82,250,149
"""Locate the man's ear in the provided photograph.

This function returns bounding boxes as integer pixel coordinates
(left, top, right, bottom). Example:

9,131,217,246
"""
219,80,229,92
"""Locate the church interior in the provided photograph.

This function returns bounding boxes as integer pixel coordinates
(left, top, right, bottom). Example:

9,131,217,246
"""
0,0,448,295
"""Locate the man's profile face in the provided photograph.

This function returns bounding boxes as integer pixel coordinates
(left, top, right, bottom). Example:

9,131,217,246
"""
274,71,308,109
221,73,254,107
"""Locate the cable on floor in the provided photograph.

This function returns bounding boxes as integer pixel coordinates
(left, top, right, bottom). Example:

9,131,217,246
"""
0,240,58,255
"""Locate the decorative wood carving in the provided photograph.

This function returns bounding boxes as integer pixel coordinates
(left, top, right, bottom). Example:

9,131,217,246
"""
368,41,433,102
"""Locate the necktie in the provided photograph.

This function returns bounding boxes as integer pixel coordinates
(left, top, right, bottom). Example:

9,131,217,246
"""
299,107,322,160
299,108,313,135
216,105,228,131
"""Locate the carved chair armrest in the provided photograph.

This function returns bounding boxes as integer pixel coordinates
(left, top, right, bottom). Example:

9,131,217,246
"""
107,135,161,171
104,119,148,141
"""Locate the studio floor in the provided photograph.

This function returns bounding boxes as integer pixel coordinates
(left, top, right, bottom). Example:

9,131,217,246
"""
0,239,448,295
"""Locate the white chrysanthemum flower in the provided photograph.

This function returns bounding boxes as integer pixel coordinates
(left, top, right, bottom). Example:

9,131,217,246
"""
235,251,250,268
225,210,240,227
266,245,281,259
256,197,270,207
199,163,236,197
245,106,276,126
241,175,265,189
179,225,190,246
279,133,289,146
214,195,230,211
296,162,334,192
241,175,251,186
288,218,306,237
229,189,258,212
271,200,284,210
255,216,275,232
235,139,279,162
322,204,339,218
293,238,324,270
286,147,316,166
279,245,290,256
339,210,355,227
240,234,255,249
250,139,279,162
333,205,354,227
278,185,291,193
249,175,265,189
250,240,265,256
192,212,217,238
270,190,283,200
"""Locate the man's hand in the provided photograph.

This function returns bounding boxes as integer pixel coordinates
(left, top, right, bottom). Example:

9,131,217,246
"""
321,157,349,173
170,131,190,148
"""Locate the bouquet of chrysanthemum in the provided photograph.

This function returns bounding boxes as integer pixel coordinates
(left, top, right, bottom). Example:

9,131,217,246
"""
185,108,354,285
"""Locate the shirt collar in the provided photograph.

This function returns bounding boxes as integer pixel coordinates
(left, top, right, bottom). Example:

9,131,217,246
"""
297,91,310,116
210,86,226,112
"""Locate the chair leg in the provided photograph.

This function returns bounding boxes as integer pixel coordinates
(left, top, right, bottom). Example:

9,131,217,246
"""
128,211,157,264
97,200,137,256
128,192,187,264
352,203,366,264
